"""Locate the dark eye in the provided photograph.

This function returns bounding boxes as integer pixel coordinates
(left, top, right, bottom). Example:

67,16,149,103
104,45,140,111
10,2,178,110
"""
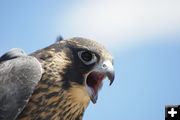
81,51,92,62
78,51,97,65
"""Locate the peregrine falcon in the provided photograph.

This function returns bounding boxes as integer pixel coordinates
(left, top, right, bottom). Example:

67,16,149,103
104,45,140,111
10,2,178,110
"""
0,37,115,120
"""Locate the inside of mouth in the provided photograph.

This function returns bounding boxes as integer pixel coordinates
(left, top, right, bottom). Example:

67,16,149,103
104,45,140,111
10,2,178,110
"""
86,72,105,94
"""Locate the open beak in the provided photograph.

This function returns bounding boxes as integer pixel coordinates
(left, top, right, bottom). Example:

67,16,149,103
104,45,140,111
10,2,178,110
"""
85,60,115,104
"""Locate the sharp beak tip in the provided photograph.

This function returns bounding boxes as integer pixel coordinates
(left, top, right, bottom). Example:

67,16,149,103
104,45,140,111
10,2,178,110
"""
109,79,114,86
107,70,115,86
109,74,115,86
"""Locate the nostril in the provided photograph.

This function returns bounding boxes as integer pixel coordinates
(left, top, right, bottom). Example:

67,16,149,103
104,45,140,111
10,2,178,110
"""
102,64,107,68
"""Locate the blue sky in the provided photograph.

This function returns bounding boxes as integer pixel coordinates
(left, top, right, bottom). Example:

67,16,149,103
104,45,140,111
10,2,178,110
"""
0,1,180,120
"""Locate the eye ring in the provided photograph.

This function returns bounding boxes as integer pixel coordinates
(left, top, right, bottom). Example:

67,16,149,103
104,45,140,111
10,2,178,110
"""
78,51,97,65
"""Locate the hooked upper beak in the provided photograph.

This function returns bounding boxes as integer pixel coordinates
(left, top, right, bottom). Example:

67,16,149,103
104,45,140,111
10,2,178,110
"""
102,60,115,85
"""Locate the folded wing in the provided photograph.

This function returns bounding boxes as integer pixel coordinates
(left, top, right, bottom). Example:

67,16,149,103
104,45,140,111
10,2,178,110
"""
0,49,42,120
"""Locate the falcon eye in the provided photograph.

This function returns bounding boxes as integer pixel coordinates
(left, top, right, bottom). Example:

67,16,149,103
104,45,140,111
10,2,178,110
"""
81,51,92,62
78,51,97,65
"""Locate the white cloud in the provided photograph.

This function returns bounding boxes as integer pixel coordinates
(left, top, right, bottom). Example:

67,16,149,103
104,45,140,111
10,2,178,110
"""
55,0,180,48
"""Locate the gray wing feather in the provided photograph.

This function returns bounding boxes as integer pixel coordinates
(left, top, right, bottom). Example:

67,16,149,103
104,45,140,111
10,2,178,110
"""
0,51,42,120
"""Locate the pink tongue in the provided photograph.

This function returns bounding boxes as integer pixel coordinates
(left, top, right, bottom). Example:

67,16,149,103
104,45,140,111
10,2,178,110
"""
91,73,104,94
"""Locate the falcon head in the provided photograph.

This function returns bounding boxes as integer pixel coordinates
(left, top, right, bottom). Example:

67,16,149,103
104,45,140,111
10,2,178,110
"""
59,37,115,104
16,37,115,120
